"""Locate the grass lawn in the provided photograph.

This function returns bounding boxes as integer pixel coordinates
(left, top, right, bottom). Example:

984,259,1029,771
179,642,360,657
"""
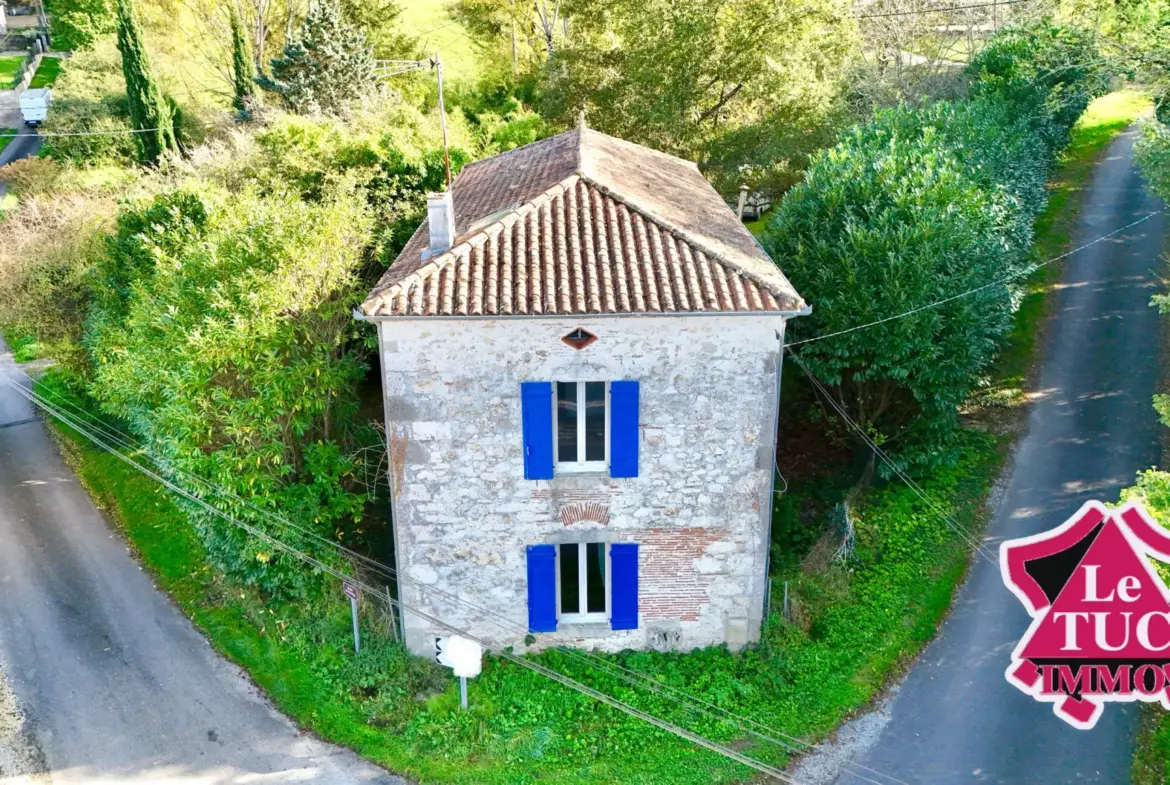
25,90,1148,785
29,57,62,89
0,56,25,89
743,209,771,238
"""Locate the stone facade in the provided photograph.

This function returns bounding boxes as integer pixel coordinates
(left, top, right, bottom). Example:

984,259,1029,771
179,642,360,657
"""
377,313,788,656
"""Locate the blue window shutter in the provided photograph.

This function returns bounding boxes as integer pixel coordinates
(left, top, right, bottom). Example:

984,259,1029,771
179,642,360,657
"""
521,382,554,480
609,381,639,478
526,544,557,632
610,543,639,630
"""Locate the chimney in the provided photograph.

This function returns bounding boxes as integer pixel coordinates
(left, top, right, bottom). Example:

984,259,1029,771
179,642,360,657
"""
426,191,456,256
736,184,749,221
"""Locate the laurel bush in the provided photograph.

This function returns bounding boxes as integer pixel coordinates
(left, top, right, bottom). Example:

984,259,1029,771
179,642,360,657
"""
764,22,1108,471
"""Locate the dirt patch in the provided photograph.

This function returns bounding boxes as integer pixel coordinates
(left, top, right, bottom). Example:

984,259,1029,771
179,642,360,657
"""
0,663,49,781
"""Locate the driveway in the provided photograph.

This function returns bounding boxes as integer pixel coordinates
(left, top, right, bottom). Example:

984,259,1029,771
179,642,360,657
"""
837,127,1166,782
0,337,402,784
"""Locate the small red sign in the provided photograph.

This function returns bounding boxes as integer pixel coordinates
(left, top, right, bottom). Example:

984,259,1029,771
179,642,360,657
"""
1002,500,1170,729
343,581,360,601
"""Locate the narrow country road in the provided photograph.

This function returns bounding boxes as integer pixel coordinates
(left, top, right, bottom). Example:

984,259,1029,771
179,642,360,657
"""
839,129,1166,782
0,339,401,783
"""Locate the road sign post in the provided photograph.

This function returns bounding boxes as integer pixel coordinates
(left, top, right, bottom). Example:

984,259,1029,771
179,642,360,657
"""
344,581,361,654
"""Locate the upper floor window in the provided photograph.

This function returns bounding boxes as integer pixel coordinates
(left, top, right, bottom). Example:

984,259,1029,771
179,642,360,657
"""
520,380,639,480
556,381,608,472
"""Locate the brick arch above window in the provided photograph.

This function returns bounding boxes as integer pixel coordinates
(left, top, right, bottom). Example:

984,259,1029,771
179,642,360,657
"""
558,502,611,527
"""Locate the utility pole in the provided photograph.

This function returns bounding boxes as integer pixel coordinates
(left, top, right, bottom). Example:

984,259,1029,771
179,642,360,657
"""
434,51,452,191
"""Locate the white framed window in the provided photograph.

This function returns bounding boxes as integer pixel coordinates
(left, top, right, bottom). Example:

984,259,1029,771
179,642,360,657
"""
556,542,609,623
554,381,608,473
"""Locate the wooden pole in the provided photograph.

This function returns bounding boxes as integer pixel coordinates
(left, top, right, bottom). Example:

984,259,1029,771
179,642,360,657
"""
435,52,452,191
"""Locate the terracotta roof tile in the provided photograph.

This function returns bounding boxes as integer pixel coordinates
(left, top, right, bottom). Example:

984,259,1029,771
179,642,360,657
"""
361,129,804,317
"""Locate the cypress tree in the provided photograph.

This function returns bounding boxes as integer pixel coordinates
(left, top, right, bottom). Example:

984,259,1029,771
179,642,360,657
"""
229,3,255,112
115,0,178,164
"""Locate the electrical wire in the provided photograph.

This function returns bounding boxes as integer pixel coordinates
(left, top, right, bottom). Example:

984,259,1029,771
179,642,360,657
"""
0,128,162,139
852,0,1035,19
787,351,999,565
13,377,905,785
0,374,808,785
787,209,1164,348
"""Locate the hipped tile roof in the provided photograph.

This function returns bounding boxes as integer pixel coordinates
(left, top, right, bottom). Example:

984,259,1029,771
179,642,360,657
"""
360,128,804,318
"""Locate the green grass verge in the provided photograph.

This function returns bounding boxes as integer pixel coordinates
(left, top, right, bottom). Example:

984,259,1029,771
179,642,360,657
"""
40,365,1006,784
29,57,62,89
2,329,44,362
28,91,1143,785
0,56,25,89
0,127,17,160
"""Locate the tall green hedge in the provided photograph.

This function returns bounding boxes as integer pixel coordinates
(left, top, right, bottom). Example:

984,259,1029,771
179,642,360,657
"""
763,22,1107,471
84,184,375,596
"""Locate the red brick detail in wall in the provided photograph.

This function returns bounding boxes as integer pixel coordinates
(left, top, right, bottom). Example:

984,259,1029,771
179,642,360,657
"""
630,528,731,622
558,502,610,526
531,488,617,506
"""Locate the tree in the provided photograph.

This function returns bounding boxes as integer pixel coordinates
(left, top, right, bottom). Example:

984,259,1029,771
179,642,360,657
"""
764,115,1016,471
230,2,256,111
114,0,179,163
256,0,378,115
85,184,375,597
539,0,854,168
45,0,115,51
338,0,416,60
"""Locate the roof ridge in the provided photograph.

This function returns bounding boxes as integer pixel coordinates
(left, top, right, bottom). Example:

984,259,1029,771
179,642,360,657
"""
456,127,581,175
365,173,583,303
576,174,783,295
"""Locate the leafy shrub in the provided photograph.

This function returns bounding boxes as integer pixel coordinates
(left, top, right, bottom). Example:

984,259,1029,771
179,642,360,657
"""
0,191,116,372
967,23,1109,155
84,183,377,597
763,22,1107,471
238,114,469,260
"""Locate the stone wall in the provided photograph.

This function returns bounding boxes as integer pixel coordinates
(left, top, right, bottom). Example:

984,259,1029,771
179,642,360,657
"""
376,313,788,656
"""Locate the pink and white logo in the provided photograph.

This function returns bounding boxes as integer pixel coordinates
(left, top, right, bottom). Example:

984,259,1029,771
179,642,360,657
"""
1002,500,1170,729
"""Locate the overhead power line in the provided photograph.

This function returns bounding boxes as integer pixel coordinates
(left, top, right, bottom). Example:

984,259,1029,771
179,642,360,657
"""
787,209,1164,348
851,0,1035,19
17,378,904,785
788,351,999,565
1,375,810,784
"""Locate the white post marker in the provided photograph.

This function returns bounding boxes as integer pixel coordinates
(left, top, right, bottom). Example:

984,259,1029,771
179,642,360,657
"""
435,635,483,710
344,581,361,654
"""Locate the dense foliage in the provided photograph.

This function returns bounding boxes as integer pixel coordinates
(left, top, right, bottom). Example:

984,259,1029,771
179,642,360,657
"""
83,184,375,596
44,0,115,51
764,23,1107,470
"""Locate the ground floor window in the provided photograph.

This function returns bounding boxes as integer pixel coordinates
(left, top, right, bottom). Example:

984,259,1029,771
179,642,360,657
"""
559,542,608,621
525,541,639,632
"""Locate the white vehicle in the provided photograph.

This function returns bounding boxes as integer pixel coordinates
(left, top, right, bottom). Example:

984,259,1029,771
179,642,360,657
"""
19,88,51,126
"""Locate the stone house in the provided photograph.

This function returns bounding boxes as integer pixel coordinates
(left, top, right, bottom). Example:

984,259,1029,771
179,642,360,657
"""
357,123,807,656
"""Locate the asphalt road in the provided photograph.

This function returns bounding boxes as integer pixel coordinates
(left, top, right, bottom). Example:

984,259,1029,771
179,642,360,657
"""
0,339,401,783
0,126,41,169
840,129,1166,783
